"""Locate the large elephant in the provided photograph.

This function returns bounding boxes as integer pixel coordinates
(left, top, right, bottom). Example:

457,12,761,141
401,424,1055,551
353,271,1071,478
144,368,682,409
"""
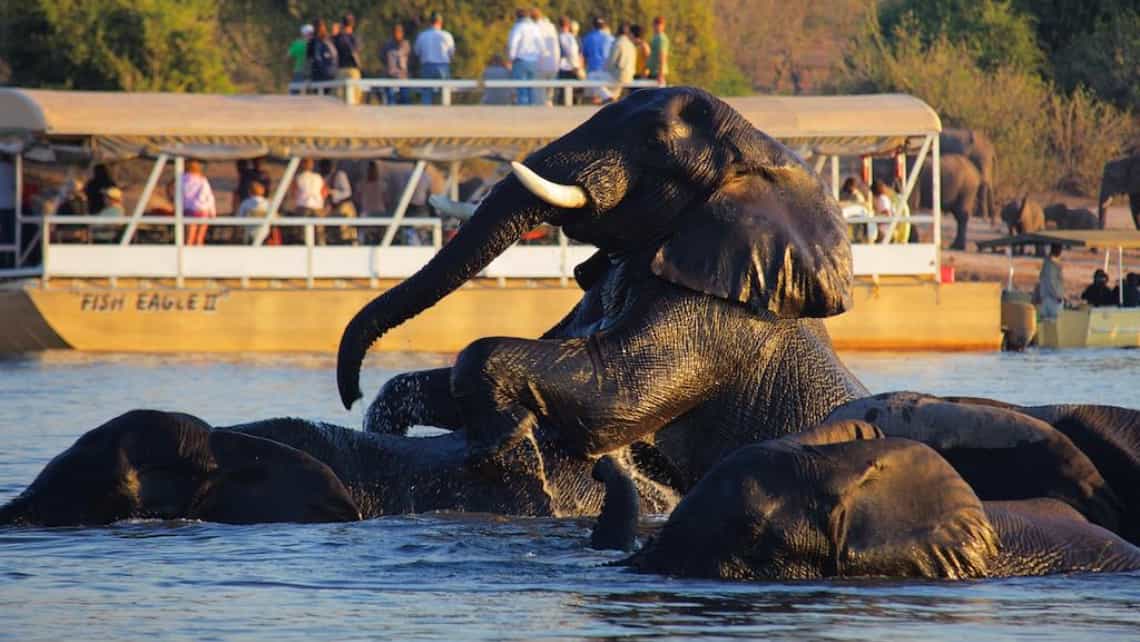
0,409,682,526
919,153,987,250
597,411,1140,579
1097,153,1140,229
941,128,997,224
339,87,866,489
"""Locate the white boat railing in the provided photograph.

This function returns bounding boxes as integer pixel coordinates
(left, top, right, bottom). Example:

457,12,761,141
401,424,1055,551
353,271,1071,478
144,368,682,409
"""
289,77,663,106
20,214,592,288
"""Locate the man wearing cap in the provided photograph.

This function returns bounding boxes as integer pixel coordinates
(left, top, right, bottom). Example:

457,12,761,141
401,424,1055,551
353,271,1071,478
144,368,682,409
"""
287,24,313,94
1081,269,1119,307
414,12,455,105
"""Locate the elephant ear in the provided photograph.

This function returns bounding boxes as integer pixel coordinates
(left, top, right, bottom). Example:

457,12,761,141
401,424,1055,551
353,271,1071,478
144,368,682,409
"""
651,132,853,318
823,438,998,579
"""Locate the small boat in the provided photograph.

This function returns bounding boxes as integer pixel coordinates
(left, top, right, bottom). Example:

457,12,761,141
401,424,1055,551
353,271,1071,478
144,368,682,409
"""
978,230,1140,349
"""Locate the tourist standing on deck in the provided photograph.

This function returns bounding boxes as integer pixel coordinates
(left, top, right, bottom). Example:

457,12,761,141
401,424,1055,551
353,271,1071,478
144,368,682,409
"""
287,24,313,93
414,13,455,105
631,25,650,78
647,16,669,86
581,18,613,104
533,8,561,106
181,160,216,246
557,16,582,81
507,9,543,106
334,14,363,105
290,158,326,245
308,19,339,84
1034,244,1065,320
321,159,357,245
602,23,637,103
380,24,411,104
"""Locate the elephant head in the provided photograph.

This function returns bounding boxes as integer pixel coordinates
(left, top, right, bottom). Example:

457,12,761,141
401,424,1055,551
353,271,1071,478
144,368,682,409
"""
337,87,852,408
621,421,998,580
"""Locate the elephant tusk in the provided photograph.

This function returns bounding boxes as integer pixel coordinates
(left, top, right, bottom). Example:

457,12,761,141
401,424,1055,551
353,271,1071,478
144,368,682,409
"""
510,161,588,209
428,194,478,220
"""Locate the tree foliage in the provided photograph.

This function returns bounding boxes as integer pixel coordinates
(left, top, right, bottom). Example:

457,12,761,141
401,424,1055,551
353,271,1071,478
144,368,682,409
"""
1053,11,1140,113
878,0,1043,72
2,0,231,92
840,12,1135,196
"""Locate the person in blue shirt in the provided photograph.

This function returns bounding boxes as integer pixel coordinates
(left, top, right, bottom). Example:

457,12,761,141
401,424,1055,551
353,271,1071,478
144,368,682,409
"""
580,17,613,73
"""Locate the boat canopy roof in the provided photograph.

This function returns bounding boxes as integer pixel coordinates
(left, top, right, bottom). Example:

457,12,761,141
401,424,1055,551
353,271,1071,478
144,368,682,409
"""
0,89,941,162
977,230,1140,251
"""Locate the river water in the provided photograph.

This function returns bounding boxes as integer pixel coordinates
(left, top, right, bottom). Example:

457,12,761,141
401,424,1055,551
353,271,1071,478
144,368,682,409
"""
1,350,1139,640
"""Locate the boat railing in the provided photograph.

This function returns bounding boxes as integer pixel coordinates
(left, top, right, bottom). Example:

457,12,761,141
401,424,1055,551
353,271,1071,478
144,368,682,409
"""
19,214,591,289
289,77,664,106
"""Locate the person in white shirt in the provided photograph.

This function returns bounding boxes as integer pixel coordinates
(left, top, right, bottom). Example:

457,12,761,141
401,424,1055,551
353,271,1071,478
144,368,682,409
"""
532,8,561,106
507,9,543,105
557,16,582,79
413,12,455,105
290,158,326,244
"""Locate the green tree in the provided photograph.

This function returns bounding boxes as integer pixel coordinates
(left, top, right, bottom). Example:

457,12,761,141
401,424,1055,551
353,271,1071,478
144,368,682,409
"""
1053,11,1140,112
878,0,1043,72
2,0,230,92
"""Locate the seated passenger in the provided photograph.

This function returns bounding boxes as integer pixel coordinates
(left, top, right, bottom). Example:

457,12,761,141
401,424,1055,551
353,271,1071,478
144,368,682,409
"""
1081,269,1118,307
1121,273,1139,308
92,187,125,243
236,181,269,244
870,180,893,241
839,176,868,205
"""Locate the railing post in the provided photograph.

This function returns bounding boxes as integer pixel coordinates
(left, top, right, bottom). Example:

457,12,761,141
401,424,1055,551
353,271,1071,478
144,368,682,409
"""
305,223,315,288
174,156,185,288
563,85,573,106
432,220,442,249
441,86,452,106
255,156,300,246
932,134,942,277
40,215,49,285
558,228,569,287
121,154,167,245
13,153,22,267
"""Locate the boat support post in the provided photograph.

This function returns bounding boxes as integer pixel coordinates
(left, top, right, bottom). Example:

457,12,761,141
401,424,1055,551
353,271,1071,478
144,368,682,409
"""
174,156,184,288
120,154,168,246
254,156,301,247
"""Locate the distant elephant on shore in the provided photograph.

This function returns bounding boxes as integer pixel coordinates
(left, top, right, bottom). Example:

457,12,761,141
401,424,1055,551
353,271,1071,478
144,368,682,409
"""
1097,154,1140,229
999,196,1045,254
920,153,987,250
942,129,997,224
595,420,1140,579
1044,203,1099,230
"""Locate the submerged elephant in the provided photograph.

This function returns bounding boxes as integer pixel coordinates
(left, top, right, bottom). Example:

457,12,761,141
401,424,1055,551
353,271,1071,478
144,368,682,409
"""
0,409,681,526
596,416,1140,580
339,87,866,489
1097,153,1140,230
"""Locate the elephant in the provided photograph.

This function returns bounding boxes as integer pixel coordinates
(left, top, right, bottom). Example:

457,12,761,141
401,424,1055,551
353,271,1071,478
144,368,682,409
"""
0,410,362,526
999,196,1045,254
941,128,997,225
1097,154,1140,229
594,417,1140,579
0,409,682,526
1044,203,1100,230
919,153,988,250
338,87,867,492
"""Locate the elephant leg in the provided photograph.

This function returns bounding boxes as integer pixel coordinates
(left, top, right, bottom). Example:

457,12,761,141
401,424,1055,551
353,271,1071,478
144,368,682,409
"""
450,296,724,461
364,367,463,435
950,211,968,250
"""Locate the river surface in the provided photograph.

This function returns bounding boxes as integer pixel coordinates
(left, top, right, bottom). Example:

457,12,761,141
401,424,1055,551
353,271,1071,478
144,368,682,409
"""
1,350,1139,640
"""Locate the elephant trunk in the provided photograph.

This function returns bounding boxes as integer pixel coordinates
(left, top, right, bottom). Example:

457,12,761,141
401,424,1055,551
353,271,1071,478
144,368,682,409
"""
337,177,548,409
